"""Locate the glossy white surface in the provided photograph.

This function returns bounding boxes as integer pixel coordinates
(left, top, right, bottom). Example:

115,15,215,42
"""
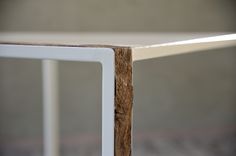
133,34,236,60
0,32,226,46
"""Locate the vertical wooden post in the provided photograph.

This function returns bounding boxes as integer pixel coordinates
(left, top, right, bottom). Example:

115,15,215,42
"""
114,48,133,156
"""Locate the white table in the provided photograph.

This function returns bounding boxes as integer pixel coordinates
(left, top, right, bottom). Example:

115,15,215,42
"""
0,33,236,156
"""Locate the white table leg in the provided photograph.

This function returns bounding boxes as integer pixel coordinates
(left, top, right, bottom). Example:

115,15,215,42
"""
42,60,59,156
101,59,115,156
42,59,115,156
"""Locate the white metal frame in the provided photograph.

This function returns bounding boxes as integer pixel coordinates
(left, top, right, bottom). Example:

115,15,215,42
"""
0,45,115,156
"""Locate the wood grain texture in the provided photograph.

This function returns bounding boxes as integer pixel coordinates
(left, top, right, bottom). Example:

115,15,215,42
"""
114,48,133,156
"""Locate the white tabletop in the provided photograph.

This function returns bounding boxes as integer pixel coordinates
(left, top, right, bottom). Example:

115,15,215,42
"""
0,32,236,61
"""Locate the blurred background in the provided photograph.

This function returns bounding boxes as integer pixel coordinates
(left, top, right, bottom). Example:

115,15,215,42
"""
0,0,236,156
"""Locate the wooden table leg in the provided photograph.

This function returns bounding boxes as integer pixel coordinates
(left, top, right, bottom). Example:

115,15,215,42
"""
114,48,133,156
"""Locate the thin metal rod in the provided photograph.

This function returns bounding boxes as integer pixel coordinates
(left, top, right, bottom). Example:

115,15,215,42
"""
42,60,59,156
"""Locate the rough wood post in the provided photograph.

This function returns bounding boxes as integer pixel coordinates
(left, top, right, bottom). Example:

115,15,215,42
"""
114,48,133,156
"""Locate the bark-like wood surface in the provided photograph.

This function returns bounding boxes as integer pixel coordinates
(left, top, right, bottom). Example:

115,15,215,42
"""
114,48,133,156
